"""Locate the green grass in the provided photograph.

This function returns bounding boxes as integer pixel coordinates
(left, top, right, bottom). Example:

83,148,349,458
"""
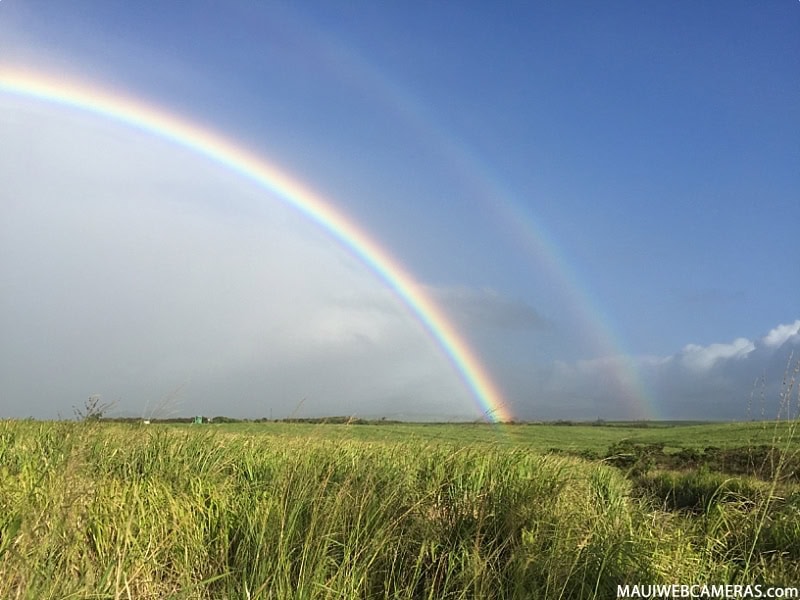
201,419,800,453
1,419,799,598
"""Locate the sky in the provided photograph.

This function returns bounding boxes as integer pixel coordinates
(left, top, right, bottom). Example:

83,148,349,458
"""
1,1,798,421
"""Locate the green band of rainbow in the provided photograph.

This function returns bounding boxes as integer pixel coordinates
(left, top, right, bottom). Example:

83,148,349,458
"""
0,67,511,422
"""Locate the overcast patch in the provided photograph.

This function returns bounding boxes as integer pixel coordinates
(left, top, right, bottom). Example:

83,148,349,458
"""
0,99,478,420
429,286,548,331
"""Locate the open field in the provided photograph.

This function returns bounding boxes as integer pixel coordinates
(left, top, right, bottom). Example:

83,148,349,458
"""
200,419,800,453
2,419,800,599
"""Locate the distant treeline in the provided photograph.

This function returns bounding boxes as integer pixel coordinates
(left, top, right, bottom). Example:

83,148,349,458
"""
98,416,712,427
103,416,408,425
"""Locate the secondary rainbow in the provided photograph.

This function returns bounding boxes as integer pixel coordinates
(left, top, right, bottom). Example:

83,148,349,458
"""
308,38,656,419
0,67,511,422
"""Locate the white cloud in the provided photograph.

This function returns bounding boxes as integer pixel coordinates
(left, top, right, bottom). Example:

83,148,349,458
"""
762,320,800,348
679,338,755,371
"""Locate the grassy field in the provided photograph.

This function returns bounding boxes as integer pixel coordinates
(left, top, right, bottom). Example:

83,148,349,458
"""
202,419,800,452
1,419,800,599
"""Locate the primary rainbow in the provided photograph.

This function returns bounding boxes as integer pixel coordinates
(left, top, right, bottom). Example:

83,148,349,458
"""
0,67,511,422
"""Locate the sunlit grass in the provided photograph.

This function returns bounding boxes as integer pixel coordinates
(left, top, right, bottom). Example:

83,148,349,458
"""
201,419,800,453
1,419,799,598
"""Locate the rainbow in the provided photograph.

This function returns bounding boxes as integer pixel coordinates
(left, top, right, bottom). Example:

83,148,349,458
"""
337,73,656,418
291,32,656,419
0,67,512,422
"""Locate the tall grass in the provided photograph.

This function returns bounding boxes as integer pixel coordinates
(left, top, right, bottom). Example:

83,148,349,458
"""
0,420,798,599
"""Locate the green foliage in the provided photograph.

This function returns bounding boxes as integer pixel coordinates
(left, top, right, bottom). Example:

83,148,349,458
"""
635,468,767,512
605,440,665,476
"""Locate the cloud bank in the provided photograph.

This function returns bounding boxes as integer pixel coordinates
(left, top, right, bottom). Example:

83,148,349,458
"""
507,320,800,421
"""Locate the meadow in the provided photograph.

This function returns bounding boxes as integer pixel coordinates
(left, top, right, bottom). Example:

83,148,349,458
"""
1,418,799,599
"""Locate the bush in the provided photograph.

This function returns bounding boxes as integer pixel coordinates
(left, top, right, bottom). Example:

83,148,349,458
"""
636,468,767,513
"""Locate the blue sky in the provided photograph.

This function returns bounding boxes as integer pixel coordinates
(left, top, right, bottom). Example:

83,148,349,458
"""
1,1,798,420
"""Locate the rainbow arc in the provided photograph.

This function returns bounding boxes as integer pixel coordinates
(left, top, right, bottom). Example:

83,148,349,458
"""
0,67,512,422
